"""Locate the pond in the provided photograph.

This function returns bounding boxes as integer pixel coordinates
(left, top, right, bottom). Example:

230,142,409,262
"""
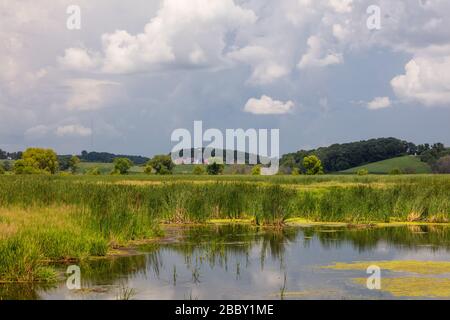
2,224,450,300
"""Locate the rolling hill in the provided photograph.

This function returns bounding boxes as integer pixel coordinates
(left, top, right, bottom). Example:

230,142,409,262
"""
341,155,432,174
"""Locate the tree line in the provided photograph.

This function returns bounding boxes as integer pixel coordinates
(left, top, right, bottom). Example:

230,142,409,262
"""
280,137,449,173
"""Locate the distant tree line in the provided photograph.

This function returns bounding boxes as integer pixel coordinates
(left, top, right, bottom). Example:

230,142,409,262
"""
78,151,149,165
0,149,22,160
280,138,448,173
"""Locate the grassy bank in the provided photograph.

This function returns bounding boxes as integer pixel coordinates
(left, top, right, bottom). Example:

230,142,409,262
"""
341,155,432,174
0,174,449,282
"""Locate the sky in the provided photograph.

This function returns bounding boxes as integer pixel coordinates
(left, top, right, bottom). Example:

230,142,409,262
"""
1,0,450,157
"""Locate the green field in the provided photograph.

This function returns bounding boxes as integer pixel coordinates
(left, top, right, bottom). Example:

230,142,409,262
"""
78,162,144,174
342,156,432,174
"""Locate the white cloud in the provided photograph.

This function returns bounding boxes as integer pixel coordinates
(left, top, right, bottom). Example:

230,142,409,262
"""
298,36,343,69
328,0,353,13
391,46,450,107
65,79,121,111
63,0,256,74
58,48,100,71
244,95,294,115
56,124,92,137
367,97,391,110
228,46,289,85
24,125,50,140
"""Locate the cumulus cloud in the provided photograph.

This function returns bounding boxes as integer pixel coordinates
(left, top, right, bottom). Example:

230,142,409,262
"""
62,0,256,74
228,46,289,85
244,95,294,115
58,48,101,71
367,97,391,110
298,36,343,69
328,0,353,13
56,124,92,137
391,46,450,107
65,79,121,111
24,125,50,140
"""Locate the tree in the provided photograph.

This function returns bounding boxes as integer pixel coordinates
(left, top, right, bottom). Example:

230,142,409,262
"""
14,148,58,174
291,168,300,176
144,164,153,175
148,155,174,175
251,165,261,176
68,156,81,174
193,165,206,175
206,162,224,175
113,158,133,175
303,155,324,175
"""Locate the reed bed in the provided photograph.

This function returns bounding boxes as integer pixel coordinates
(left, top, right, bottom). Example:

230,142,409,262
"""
0,174,449,282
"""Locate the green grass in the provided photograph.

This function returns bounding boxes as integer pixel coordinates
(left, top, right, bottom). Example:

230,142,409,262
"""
0,174,449,282
342,156,432,174
78,162,144,174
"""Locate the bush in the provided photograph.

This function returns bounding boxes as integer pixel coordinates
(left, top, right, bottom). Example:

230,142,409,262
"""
207,162,224,175
148,155,174,175
193,165,206,175
291,168,300,176
357,169,369,176
144,165,153,175
113,158,133,175
389,168,402,175
251,165,261,176
433,156,450,174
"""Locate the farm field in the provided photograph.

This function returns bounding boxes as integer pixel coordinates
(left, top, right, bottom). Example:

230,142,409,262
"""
341,155,432,174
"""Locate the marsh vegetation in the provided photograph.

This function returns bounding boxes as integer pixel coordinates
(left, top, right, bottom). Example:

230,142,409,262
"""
0,174,449,286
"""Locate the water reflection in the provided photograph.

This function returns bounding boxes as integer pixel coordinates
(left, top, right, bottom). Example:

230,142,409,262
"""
2,224,450,300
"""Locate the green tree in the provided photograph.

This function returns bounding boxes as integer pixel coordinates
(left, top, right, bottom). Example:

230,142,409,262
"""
144,164,153,175
68,156,81,174
206,162,224,175
113,158,133,175
291,168,300,176
303,155,324,175
251,165,261,176
148,155,174,175
14,148,58,174
193,165,206,175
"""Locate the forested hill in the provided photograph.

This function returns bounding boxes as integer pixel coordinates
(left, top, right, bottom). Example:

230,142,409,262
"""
78,151,149,165
281,138,417,172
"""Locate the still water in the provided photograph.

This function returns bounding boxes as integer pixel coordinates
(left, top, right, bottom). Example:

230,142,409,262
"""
2,224,450,300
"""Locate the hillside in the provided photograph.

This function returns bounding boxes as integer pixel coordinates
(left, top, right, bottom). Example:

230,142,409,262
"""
341,155,432,174
78,162,144,174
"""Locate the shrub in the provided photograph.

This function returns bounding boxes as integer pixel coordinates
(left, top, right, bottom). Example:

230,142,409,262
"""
357,169,369,176
251,165,261,176
193,165,206,175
